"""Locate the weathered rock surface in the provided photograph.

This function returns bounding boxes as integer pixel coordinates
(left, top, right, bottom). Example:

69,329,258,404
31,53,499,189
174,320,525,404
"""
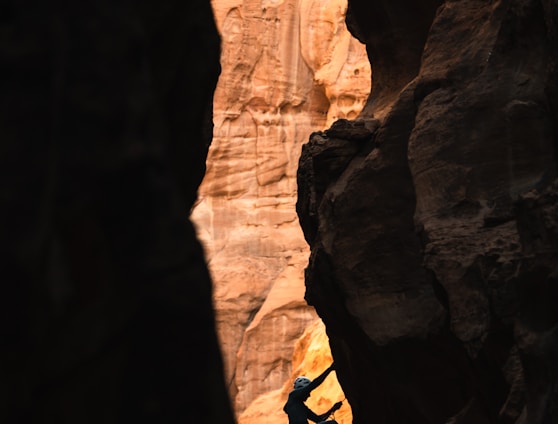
191,0,370,417
0,1,234,423
298,0,558,423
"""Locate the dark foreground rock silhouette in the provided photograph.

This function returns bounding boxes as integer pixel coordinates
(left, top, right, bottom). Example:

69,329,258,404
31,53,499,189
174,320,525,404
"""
1,1,235,423
298,0,558,423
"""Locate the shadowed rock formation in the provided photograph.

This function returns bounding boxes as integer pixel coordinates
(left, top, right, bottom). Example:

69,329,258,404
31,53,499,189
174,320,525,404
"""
0,1,235,423
298,0,558,423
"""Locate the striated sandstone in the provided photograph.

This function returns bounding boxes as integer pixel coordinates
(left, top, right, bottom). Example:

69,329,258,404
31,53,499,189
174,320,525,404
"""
192,0,370,417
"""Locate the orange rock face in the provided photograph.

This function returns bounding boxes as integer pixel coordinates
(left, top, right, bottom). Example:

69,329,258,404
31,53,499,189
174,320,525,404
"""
191,0,369,420
238,321,351,424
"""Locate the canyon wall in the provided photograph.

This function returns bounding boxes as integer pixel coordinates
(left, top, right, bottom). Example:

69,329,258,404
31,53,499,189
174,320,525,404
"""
191,0,370,420
1,1,234,423
298,0,558,423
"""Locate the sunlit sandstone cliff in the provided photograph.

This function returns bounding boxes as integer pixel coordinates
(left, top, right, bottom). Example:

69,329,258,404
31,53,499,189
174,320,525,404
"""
191,0,370,419
298,0,558,423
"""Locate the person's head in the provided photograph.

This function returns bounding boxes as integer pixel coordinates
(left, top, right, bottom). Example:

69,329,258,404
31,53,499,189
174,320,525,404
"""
293,376,311,390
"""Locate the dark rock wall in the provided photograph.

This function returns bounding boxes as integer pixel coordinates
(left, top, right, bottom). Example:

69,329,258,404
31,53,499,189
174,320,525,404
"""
1,1,235,423
346,0,443,112
298,0,558,423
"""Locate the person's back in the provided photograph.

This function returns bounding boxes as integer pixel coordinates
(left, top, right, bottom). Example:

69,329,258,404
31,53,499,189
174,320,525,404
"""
284,386,318,424
283,365,342,424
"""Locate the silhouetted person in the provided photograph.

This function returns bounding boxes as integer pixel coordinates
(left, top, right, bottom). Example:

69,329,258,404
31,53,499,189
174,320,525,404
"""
283,363,342,424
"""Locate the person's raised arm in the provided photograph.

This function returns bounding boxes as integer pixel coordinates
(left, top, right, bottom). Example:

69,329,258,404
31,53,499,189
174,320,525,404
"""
306,363,335,391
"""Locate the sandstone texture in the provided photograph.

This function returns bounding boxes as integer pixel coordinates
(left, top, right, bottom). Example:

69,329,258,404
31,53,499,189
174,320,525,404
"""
191,0,370,418
298,0,558,423
1,1,234,423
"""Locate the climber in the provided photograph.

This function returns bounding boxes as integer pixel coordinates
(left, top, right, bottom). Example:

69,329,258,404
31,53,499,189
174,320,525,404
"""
283,362,343,424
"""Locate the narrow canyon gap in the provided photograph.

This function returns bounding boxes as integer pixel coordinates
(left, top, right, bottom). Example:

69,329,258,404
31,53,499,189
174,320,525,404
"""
191,0,370,422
